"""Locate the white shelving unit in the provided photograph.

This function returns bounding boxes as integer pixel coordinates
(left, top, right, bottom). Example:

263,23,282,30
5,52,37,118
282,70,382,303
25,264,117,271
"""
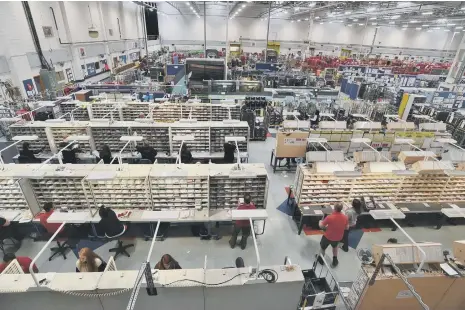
8,120,250,157
0,163,268,214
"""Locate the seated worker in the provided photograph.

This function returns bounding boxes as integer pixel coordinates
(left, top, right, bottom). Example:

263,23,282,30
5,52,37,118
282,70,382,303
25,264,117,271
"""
38,202,64,234
0,216,23,246
136,141,157,164
310,110,320,128
223,141,236,164
155,254,181,270
19,142,42,163
59,141,81,164
0,253,38,274
229,194,257,250
94,144,114,164
98,205,124,237
75,247,106,272
180,144,193,164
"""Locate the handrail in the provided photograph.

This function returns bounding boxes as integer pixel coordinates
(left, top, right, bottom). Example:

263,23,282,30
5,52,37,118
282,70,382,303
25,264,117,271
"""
249,218,260,276
29,222,67,286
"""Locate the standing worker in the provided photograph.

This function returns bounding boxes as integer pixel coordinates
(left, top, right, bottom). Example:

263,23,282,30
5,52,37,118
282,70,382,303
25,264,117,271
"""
318,203,348,268
341,199,362,252
223,141,236,164
229,194,256,250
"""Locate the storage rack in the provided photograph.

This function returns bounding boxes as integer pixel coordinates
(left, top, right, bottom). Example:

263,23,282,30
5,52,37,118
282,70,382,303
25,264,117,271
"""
150,164,209,209
294,162,465,206
85,165,151,209
8,120,250,156
9,124,50,152
59,102,90,121
64,102,242,122
0,163,268,212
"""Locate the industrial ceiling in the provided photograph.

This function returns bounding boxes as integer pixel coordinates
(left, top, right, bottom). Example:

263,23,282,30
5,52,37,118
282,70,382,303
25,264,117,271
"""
160,1,465,31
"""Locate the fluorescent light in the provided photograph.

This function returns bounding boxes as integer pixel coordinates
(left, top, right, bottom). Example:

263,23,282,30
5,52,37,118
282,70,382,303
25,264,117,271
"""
291,20,294,23
353,18,358,21
305,18,309,20
241,4,246,8
294,7,299,11
297,19,301,22
319,22,323,24
402,25,408,28
444,29,450,32
410,20,418,23
422,25,429,27
456,26,464,29
367,7,376,12
315,16,320,19
345,11,351,15
369,17,377,20
416,27,421,30
12,135,39,141
402,28,407,31
358,23,364,26
120,136,144,142
422,11,433,15
329,21,332,24
225,136,246,142
427,30,432,32
348,24,352,27
447,23,456,26
391,15,400,19
433,27,440,30
372,22,377,25
389,21,395,24
172,135,195,141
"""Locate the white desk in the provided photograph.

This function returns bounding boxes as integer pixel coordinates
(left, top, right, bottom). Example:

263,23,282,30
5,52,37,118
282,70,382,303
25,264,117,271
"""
97,270,139,289
47,211,94,223
0,210,21,221
47,272,102,291
155,268,206,287
0,274,37,292
232,209,268,220
140,210,180,222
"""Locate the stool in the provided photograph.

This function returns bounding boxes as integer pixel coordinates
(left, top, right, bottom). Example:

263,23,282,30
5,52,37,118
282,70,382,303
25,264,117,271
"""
106,225,134,260
49,239,72,261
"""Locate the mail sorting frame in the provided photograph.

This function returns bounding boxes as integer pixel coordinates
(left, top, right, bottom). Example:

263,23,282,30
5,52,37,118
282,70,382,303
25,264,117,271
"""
8,120,250,157
66,101,242,122
0,163,268,217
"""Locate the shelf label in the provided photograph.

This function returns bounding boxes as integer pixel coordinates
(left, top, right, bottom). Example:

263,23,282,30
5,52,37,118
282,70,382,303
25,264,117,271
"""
284,138,307,146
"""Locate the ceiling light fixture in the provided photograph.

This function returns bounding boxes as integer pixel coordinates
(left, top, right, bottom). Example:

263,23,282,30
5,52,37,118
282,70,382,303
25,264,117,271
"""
315,16,320,19
402,25,408,28
447,23,456,26
367,7,376,12
416,27,421,30
389,21,395,24
391,15,400,19
422,25,428,27
444,29,450,32
242,4,246,8
305,18,309,20
456,26,464,29
410,20,418,23
294,7,299,11
348,24,353,27
422,11,433,15
433,27,440,30
369,17,377,20
402,28,407,31
358,23,364,26
297,19,301,22
345,11,351,15
291,20,294,23
372,22,377,25
427,30,432,32
353,18,358,22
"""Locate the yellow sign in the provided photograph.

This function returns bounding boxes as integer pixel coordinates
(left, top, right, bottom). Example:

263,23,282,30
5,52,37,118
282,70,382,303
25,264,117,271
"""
398,93,409,118
267,41,280,54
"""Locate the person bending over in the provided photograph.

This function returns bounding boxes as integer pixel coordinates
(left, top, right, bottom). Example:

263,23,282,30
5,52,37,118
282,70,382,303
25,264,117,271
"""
75,247,107,272
155,254,182,270
318,203,348,268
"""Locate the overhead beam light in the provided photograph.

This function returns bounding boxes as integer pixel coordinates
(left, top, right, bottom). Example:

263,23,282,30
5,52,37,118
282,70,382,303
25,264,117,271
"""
369,17,377,20
422,11,433,15
416,27,421,30
389,21,395,24
391,15,400,19
358,23,364,26
456,26,464,29
422,24,429,27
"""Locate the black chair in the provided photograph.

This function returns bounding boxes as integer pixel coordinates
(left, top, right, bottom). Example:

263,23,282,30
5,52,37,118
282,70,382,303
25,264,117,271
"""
49,239,73,261
106,225,134,259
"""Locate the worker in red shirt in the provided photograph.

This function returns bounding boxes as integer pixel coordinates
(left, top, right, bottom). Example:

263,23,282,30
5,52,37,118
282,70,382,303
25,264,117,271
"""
318,203,348,268
0,253,38,274
38,202,64,234
229,194,256,250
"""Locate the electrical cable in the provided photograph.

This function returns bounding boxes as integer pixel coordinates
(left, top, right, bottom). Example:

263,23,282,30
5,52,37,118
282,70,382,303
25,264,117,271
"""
257,269,278,283
162,272,249,287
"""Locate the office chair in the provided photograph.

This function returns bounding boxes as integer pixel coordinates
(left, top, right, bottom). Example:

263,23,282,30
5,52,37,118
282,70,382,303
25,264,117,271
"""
106,225,134,260
49,239,73,261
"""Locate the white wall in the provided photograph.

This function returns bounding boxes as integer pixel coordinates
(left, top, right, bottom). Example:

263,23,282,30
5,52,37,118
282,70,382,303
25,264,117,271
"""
0,1,145,98
157,2,462,58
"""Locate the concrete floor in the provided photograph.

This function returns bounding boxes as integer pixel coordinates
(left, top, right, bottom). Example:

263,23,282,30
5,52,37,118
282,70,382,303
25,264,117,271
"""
11,135,465,307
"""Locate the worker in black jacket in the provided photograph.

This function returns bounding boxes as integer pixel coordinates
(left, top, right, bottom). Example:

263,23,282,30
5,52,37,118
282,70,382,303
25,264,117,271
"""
223,142,236,163
136,141,157,164
98,206,124,237
19,142,42,163
59,142,81,164
180,144,193,164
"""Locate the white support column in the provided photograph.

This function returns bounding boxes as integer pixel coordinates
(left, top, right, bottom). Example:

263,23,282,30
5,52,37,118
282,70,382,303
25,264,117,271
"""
446,33,465,84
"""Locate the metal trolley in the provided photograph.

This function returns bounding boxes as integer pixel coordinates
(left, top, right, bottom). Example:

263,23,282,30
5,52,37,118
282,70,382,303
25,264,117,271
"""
295,254,351,310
